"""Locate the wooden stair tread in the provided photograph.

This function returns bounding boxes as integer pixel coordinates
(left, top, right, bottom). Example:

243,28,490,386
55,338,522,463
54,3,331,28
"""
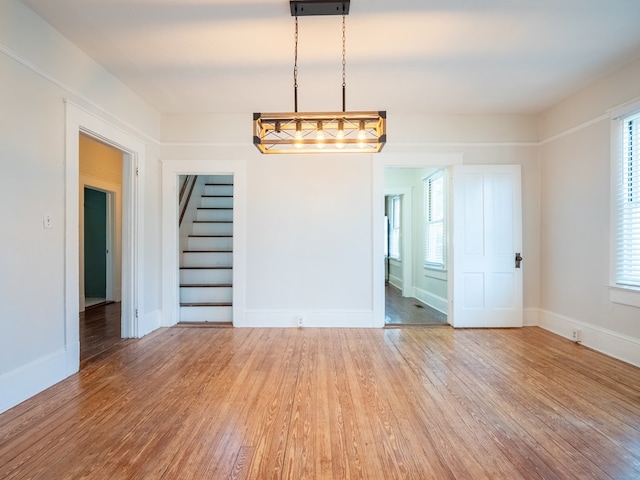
180,266,232,270
202,195,233,198
183,249,232,253
180,302,233,307
193,220,232,223
180,284,232,288
188,235,233,238
204,183,233,186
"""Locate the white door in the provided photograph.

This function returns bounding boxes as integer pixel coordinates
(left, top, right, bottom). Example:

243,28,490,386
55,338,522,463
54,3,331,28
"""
451,165,523,328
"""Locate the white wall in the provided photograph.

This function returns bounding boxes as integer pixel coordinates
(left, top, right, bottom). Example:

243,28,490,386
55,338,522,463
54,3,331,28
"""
538,57,640,366
0,0,162,413
161,113,541,328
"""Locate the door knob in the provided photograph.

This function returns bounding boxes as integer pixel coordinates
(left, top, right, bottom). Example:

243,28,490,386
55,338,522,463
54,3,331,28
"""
515,253,523,268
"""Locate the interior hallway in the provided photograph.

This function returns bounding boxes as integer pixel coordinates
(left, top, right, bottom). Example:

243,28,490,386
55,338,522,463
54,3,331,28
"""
385,283,448,326
80,302,129,364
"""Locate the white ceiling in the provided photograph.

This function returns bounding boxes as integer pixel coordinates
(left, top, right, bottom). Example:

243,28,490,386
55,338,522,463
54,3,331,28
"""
19,0,640,115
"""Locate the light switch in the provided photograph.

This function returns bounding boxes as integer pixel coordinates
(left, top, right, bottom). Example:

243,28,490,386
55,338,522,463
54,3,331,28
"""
43,214,52,229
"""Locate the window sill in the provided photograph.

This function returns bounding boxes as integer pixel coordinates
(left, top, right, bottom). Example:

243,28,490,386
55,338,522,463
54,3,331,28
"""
609,285,640,308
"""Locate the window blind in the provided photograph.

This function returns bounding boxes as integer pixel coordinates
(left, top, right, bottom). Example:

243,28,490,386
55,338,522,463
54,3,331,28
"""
616,111,640,287
424,171,445,268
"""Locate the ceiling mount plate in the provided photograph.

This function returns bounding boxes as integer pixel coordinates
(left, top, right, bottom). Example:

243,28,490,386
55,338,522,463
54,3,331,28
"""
290,1,350,16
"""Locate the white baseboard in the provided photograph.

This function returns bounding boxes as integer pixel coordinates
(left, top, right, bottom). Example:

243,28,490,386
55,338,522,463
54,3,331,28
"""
387,275,402,290
139,309,162,337
413,287,448,315
243,310,376,328
0,349,69,414
539,309,640,368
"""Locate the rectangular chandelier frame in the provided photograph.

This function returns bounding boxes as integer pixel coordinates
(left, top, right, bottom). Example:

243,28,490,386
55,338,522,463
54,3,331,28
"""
253,111,386,154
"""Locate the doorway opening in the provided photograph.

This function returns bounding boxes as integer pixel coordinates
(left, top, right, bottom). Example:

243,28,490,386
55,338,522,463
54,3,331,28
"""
79,133,125,362
383,167,449,327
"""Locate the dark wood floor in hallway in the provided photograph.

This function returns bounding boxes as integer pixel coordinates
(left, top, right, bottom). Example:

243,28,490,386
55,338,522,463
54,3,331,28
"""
80,302,129,364
385,283,448,326
1,326,639,479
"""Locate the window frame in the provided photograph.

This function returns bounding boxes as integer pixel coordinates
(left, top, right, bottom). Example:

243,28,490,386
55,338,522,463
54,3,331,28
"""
424,169,446,270
388,195,401,261
610,102,640,308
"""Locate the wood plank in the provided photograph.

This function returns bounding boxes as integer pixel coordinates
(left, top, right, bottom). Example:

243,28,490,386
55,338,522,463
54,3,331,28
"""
1,326,639,479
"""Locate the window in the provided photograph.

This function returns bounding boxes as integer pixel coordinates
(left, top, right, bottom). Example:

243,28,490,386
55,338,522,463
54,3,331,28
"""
424,170,445,269
388,195,401,260
615,111,640,288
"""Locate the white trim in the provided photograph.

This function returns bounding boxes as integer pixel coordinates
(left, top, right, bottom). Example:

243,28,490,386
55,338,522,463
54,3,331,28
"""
243,310,375,328
413,287,448,315
65,100,146,378
139,310,163,337
374,153,463,328
161,160,247,328
539,114,609,145
609,286,640,308
608,96,640,120
0,349,67,414
385,187,412,296
0,41,159,146
539,310,640,368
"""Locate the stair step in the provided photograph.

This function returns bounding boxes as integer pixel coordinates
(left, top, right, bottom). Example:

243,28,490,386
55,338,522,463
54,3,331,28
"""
204,184,233,196
187,236,233,250
180,267,232,284
180,302,233,307
193,222,232,235
180,304,233,322
196,209,233,222
180,284,232,288
200,196,233,208
182,251,232,267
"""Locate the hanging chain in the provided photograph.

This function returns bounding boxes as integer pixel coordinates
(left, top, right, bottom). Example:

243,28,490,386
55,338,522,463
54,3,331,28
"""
342,13,346,111
342,14,346,89
294,15,299,112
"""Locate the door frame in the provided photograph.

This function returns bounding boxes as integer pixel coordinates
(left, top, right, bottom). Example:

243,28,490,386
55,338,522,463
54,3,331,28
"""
65,100,145,374
80,186,112,308
373,153,463,327
384,188,413,297
161,160,246,327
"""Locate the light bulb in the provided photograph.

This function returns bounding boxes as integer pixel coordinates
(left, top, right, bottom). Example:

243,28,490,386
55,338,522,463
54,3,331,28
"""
294,120,303,148
358,120,366,148
316,121,325,148
336,120,345,149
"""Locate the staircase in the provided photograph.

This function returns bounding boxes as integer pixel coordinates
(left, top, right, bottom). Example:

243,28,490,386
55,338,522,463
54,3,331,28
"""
179,176,233,323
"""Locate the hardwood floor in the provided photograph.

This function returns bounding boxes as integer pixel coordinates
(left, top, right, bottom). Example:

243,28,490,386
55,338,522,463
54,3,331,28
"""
80,302,130,364
1,327,639,479
385,283,448,326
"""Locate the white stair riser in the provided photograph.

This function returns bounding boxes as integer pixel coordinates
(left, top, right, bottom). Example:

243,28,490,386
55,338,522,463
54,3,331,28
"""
201,196,233,208
204,185,233,196
196,209,233,222
187,236,233,250
182,251,232,267
192,222,233,235
180,287,232,303
180,268,232,284
180,305,232,322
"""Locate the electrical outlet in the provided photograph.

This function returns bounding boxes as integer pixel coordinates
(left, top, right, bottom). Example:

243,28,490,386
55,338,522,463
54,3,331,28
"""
297,316,303,327
571,329,581,343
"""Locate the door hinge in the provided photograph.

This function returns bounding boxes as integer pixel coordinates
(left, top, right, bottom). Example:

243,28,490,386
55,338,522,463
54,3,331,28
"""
136,167,139,176
135,309,139,318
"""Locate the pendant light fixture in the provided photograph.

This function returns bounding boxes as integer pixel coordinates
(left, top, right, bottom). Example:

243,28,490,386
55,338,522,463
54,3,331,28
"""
253,0,386,154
